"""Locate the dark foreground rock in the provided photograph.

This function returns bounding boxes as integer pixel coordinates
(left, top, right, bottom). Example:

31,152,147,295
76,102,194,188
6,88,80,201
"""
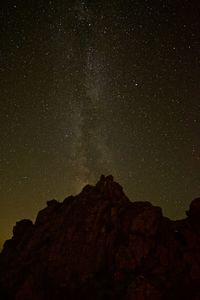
0,175,200,299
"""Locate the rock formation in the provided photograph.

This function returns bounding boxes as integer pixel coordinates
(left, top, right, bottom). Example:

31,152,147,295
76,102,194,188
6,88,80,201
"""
0,175,200,299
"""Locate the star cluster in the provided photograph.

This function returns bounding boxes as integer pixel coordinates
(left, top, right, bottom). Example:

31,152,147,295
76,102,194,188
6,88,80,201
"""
0,0,200,247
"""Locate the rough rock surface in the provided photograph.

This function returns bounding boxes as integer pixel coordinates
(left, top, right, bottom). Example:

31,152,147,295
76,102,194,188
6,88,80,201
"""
0,175,200,299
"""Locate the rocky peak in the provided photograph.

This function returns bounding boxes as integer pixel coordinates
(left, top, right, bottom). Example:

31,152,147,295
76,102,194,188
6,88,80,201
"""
95,175,129,203
186,197,200,223
0,176,200,300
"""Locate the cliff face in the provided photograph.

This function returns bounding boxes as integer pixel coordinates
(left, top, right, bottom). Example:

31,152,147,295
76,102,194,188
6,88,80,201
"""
0,175,200,300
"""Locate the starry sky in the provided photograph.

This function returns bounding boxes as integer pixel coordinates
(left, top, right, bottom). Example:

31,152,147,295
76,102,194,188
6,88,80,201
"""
1,0,200,247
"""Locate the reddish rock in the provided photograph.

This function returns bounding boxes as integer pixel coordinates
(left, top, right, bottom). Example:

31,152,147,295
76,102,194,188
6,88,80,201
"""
0,175,200,299
186,197,200,223
126,276,162,300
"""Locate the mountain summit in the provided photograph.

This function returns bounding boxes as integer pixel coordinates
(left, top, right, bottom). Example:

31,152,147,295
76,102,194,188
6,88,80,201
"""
0,175,200,299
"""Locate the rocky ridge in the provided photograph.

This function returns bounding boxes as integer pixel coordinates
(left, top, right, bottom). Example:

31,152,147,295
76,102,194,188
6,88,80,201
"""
0,175,200,299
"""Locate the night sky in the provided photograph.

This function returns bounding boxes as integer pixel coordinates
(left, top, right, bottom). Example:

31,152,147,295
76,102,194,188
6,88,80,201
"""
1,0,200,247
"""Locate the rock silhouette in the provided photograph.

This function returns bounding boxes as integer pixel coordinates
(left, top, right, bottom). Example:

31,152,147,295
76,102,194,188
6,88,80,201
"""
0,175,200,299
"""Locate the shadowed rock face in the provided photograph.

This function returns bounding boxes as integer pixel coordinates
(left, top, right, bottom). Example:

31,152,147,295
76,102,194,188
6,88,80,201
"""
0,175,200,300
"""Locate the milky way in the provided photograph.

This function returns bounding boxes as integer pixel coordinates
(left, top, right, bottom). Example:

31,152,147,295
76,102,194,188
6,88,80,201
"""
69,1,115,191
